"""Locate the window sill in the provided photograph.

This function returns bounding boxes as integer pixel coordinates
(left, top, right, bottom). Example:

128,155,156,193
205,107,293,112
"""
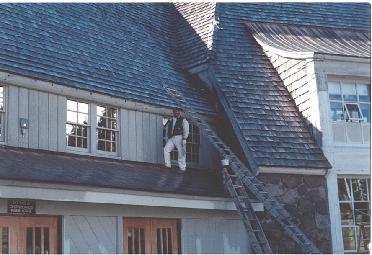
66,147,90,155
95,151,121,160
66,147,121,160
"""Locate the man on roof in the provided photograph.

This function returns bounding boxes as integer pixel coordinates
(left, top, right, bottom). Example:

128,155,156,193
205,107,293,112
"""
164,107,189,173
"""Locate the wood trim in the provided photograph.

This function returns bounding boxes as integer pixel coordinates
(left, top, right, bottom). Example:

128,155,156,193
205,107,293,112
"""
0,180,260,211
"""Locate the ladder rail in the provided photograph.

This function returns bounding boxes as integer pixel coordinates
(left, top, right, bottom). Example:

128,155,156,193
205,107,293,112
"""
223,168,272,253
161,84,321,253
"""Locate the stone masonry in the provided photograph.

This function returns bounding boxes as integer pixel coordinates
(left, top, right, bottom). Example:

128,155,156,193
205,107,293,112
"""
257,173,331,253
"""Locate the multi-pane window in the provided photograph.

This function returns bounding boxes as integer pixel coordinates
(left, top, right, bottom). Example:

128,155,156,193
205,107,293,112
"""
329,81,370,144
164,121,200,163
329,81,370,123
0,86,4,142
96,105,118,153
338,177,370,253
66,99,89,149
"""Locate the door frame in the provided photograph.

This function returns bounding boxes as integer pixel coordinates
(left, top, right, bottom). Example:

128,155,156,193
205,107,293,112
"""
123,217,180,254
0,214,62,254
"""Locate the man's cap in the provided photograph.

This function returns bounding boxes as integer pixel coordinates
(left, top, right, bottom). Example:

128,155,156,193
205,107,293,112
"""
173,107,182,111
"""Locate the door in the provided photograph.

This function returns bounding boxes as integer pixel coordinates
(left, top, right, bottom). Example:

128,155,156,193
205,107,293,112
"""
151,219,178,254
0,216,57,254
0,216,18,253
124,218,178,254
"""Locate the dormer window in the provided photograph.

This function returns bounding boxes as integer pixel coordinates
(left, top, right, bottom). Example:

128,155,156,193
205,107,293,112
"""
96,105,118,153
329,81,370,123
0,86,4,142
66,99,89,150
329,80,370,144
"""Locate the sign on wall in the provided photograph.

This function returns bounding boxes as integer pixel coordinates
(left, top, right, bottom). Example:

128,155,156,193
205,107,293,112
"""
7,199,36,215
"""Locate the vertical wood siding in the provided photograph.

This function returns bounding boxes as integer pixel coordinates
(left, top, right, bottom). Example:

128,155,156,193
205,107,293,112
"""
64,216,117,254
181,218,249,253
7,85,66,151
5,85,219,168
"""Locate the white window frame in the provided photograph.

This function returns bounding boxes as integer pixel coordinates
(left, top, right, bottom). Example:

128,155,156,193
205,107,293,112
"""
343,103,364,122
96,104,119,156
328,80,370,144
0,85,5,143
328,81,370,123
66,99,90,153
337,176,370,253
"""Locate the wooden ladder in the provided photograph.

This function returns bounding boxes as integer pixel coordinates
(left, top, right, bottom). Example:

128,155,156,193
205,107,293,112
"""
162,84,321,254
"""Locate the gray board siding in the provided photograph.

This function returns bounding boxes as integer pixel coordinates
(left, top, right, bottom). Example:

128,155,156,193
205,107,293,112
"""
0,3,215,116
5,84,219,169
181,218,249,253
0,146,227,198
64,216,117,254
211,4,331,169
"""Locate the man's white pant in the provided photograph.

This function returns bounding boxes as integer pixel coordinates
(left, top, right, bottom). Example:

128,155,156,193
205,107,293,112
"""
164,135,186,171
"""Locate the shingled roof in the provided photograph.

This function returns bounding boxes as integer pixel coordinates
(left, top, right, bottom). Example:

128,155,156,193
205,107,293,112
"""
0,3,370,171
210,4,332,169
174,3,370,68
0,146,227,197
246,21,371,58
0,3,214,115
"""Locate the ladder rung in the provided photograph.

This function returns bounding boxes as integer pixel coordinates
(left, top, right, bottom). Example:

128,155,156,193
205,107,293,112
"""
233,185,243,189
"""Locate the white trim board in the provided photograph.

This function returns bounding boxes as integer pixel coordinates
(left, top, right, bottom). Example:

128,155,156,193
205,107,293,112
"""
0,179,264,212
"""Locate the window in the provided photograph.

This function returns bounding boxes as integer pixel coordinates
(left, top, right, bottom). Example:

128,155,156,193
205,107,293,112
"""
96,105,118,153
338,177,370,253
66,99,89,150
163,118,200,163
123,218,178,254
0,86,4,142
329,80,370,144
329,81,370,123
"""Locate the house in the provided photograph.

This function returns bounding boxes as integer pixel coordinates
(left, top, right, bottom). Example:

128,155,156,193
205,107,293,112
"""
0,2,369,254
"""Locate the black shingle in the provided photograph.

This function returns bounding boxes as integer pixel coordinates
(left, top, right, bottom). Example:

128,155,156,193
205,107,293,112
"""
0,3,215,115
0,146,227,198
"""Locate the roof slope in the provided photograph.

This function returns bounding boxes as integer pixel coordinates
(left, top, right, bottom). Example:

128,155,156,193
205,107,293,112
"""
210,4,339,168
0,146,227,197
246,21,371,58
0,3,214,115
174,3,370,68
173,3,216,69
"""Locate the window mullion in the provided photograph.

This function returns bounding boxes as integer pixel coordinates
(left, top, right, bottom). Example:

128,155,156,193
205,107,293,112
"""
90,103,97,155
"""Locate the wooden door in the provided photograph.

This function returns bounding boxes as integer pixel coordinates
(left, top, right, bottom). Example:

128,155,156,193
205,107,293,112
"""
0,216,57,254
151,219,178,254
0,216,19,253
124,218,152,254
123,218,178,254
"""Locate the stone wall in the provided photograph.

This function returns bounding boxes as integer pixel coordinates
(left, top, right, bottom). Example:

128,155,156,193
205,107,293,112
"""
257,173,331,253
